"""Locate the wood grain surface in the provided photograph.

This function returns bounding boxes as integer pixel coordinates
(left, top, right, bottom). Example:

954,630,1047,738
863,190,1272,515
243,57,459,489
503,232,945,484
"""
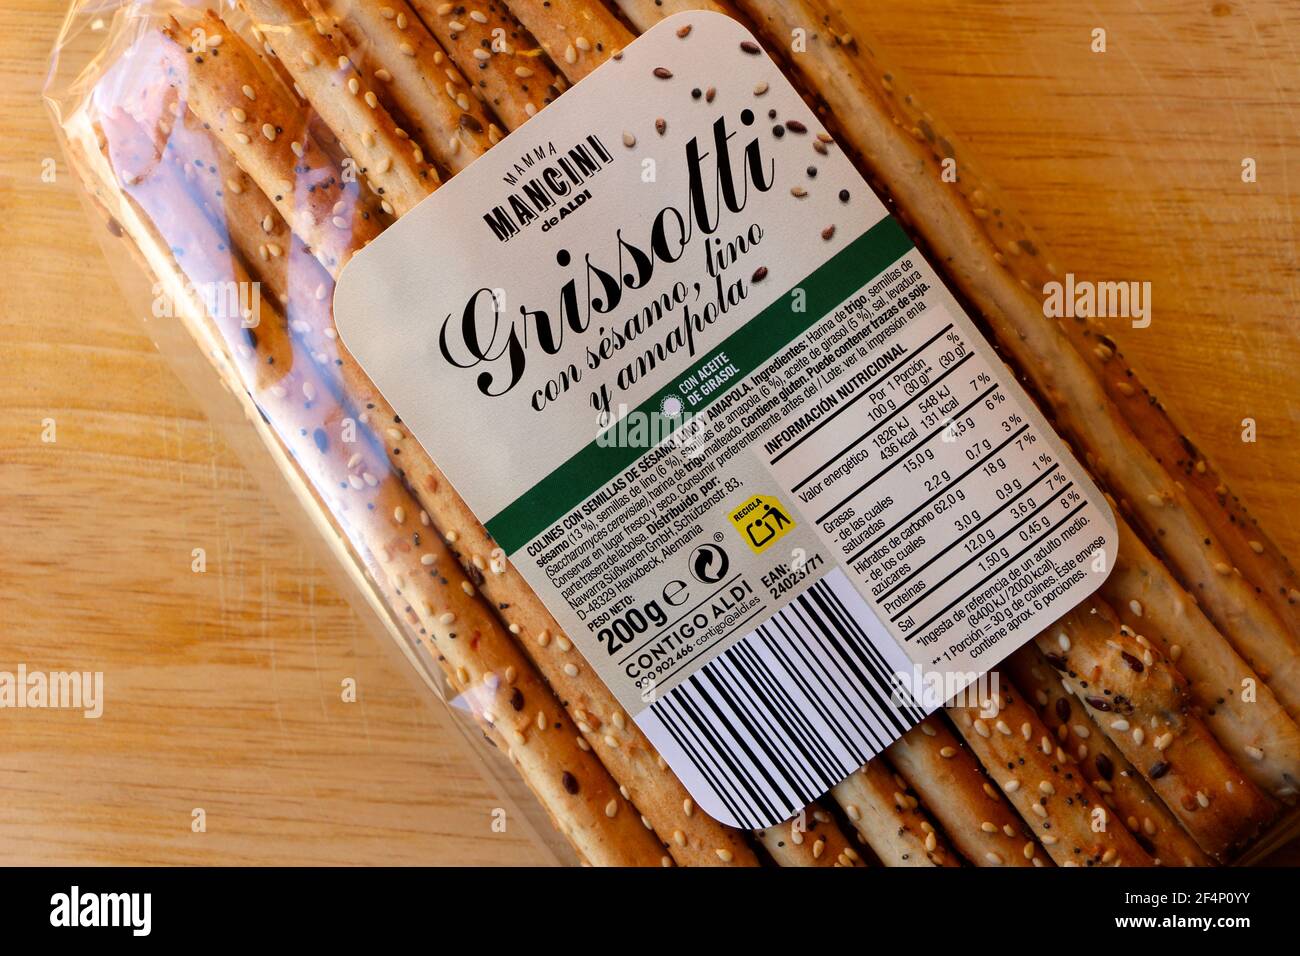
2,0,1297,865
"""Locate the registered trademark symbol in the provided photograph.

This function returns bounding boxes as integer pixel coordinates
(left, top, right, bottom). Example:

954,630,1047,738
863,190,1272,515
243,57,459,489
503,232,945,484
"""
713,532,725,543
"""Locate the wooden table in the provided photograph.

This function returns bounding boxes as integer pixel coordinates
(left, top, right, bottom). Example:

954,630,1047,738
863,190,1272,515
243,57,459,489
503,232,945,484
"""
2,0,1296,865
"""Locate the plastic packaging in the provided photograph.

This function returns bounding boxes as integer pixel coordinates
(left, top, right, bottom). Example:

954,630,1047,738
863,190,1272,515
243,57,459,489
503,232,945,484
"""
46,0,1299,865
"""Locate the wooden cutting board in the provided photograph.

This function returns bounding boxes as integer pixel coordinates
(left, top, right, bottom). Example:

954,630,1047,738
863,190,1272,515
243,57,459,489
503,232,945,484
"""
2,0,1296,864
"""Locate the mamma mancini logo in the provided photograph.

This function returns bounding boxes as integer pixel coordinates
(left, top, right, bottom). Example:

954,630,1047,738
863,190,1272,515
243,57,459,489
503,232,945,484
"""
483,135,614,242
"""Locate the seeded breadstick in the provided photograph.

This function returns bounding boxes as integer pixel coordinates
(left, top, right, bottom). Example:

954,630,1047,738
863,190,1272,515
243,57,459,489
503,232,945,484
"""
607,0,732,33
377,453,759,865
1006,646,1211,866
236,0,438,214
93,105,669,867
408,0,566,130
160,13,753,866
1082,352,1300,640
830,760,956,866
1045,601,1278,861
149,64,759,866
1102,517,1300,801
505,0,633,81
918,148,1300,644
308,0,498,169
754,804,864,867
947,675,1152,866
887,720,1042,867
734,0,1300,714
160,14,382,273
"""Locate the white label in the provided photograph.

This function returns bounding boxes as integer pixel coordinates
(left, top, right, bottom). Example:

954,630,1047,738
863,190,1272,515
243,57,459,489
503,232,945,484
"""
335,11,1116,828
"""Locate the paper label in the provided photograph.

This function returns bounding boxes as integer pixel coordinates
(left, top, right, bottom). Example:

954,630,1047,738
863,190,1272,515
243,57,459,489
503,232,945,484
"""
335,11,1116,828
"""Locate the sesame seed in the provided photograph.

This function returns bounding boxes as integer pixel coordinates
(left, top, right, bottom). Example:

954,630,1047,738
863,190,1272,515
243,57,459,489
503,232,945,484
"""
564,44,577,64
242,84,256,100
365,92,378,108
397,12,408,28
1003,779,1020,793
234,132,250,145
400,41,415,56
985,852,1003,865
564,663,579,677
230,106,247,123
515,66,534,78
1154,732,1173,751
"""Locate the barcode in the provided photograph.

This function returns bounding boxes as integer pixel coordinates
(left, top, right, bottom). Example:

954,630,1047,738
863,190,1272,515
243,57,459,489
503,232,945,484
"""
640,570,926,828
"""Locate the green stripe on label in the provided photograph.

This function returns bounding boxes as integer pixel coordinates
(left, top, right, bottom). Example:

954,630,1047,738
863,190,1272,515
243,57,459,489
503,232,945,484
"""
485,216,913,554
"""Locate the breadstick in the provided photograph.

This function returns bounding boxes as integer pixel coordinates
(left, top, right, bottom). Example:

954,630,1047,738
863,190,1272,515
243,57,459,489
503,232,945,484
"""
387,453,760,865
235,0,438,215
159,13,382,273
830,760,956,866
307,0,499,168
1102,517,1300,800
887,720,1043,867
1088,360,1300,639
754,803,863,867
607,0,732,33
408,0,566,130
151,47,759,865
733,0,1300,714
505,0,633,81
928,158,1300,642
947,675,1152,866
94,104,668,867
1046,600,1278,861
1006,645,1211,866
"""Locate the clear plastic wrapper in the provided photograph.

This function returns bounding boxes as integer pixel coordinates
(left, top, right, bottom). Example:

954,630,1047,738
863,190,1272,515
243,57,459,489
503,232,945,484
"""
46,0,1299,865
